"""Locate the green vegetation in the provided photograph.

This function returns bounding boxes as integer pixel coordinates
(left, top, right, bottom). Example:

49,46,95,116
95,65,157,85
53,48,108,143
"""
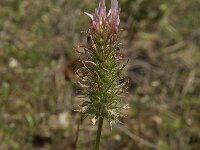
0,0,200,149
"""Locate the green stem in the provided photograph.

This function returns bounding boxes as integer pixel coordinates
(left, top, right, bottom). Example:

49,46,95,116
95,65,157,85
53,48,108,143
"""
95,117,104,150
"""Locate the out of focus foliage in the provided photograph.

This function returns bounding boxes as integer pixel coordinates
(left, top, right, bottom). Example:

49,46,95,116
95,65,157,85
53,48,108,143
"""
0,0,200,150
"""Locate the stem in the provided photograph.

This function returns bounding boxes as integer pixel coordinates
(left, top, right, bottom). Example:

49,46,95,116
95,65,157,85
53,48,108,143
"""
73,118,80,150
95,117,104,150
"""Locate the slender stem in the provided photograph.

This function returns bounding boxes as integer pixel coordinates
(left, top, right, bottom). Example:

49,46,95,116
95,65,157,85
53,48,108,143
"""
95,117,104,150
73,118,80,150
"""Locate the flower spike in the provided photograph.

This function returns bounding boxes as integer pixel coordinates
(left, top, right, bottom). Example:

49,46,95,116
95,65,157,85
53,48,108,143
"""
78,0,127,126
77,1,128,149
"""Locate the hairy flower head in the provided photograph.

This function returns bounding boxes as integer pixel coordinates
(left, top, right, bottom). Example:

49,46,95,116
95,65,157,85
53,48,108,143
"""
77,0,128,125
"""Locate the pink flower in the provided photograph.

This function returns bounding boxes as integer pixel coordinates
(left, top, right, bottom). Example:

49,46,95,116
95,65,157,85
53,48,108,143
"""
85,0,120,33
85,0,106,31
109,0,120,32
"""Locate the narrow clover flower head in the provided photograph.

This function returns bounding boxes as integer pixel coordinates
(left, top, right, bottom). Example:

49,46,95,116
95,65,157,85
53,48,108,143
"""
77,0,128,125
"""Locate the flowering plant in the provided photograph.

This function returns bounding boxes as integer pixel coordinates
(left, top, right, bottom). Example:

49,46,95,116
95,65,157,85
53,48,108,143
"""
76,0,128,149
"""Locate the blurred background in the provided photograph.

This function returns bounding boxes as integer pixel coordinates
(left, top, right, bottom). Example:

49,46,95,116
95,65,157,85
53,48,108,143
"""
0,0,200,149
